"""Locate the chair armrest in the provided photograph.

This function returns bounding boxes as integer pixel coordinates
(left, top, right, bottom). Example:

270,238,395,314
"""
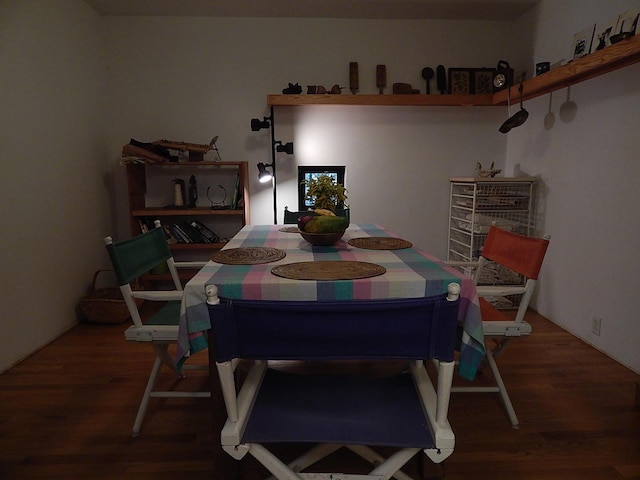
476,285,527,297
175,261,208,269
131,291,183,301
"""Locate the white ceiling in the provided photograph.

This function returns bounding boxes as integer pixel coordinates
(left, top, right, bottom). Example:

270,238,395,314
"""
84,0,539,21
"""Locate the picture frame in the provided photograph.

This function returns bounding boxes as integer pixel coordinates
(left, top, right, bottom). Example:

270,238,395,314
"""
449,68,496,94
473,68,496,94
616,10,640,35
593,16,619,51
570,24,596,60
448,68,471,94
298,166,346,210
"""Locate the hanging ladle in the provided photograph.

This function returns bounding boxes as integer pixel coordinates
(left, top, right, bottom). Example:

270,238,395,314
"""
499,77,529,133
544,91,555,130
559,85,577,123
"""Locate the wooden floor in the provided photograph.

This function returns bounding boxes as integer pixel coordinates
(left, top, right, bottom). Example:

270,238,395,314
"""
1,310,639,479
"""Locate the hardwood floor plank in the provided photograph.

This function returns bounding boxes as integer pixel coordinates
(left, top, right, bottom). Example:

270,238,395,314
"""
0,311,638,479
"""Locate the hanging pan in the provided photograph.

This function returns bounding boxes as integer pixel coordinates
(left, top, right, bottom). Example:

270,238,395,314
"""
499,78,529,133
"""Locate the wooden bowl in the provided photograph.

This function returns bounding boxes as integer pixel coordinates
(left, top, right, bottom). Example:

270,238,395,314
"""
299,230,345,246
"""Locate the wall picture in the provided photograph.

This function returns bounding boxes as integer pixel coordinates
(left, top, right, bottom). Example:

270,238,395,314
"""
571,24,596,60
298,166,346,210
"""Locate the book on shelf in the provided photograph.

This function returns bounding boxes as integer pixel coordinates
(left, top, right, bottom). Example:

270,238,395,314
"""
178,221,209,244
138,217,157,233
231,173,241,210
138,217,220,244
170,223,193,243
189,220,220,243
162,225,180,244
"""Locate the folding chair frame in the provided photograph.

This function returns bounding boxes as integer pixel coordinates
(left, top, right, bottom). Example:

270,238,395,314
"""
104,220,208,435
448,226,550,428
206,283,461,480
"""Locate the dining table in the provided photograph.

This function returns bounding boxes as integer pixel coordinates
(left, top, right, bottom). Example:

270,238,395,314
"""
177,223,485,380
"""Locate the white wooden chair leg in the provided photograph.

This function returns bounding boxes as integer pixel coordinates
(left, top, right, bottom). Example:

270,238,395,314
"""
346,445,415,480
485,349,519,428
368,447,420,479
152,343,181,376
132,356,162,436
435,360,455,426
249,443,305,480
265,443,343,480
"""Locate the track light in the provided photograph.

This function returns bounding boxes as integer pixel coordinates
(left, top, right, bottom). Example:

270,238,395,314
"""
257,162,273,183
275,141,294,155
251,116,271,132
250,107,294,224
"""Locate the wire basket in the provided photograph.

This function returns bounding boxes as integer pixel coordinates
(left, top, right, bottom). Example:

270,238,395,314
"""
77,270,143,324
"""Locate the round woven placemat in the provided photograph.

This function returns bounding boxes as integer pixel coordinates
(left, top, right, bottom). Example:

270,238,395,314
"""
279,226,300,233
348,237,413,250
211,247,286,265
271,261,386,281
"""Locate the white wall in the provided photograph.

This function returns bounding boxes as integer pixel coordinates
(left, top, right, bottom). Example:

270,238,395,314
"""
0,1,110,372
506,0,640,372
103,16,522,255
2,0,638,375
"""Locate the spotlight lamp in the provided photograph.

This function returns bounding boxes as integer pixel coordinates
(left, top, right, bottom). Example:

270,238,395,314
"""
257,162,273,183
251,116,272,132
274,141,294,155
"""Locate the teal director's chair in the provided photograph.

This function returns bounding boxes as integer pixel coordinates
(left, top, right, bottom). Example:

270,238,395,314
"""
104,220,209,436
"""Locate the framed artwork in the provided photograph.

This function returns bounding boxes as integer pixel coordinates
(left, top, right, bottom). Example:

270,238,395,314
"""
571,24,596,60
473,69,496,94
449,68,495,94
298,166,346,210
593,17,619,51
616,10,640,35
448,69,470,94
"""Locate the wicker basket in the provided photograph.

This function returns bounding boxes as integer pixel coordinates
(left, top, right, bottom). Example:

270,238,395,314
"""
78,270,143,324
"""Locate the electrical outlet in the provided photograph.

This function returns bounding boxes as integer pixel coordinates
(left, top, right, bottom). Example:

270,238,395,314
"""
592,317,602,336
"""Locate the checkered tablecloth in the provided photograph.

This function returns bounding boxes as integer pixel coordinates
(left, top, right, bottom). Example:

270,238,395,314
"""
178,224,484,380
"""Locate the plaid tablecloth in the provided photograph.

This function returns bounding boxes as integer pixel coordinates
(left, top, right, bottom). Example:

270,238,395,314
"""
178,224,484,380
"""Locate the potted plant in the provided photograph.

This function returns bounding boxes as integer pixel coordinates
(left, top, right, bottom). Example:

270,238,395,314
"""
303,174,349,218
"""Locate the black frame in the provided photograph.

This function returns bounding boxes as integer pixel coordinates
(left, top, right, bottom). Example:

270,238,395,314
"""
298,166,346,210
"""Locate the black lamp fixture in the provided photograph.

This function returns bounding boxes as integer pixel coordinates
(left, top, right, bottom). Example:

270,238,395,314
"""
251,116,271,132
257,162,273,183
275,140,294,155
250,107,294,224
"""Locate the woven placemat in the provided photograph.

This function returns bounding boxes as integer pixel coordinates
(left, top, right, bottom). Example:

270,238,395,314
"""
279,226,300,233
271,261,386,281
348,237,413,250
211,247,286,265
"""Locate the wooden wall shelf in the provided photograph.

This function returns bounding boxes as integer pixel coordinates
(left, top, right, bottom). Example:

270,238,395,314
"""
493,34,640,105
267,35,640,108
267,93,493,107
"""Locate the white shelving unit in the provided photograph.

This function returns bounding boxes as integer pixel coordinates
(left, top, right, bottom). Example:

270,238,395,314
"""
448,177,536,308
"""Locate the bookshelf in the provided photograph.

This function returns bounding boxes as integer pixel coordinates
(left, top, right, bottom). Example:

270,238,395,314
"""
126,161,250,281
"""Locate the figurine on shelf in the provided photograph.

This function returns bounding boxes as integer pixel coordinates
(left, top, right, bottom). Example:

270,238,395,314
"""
188,175,198,208
282,83,302,94
477,162,502,178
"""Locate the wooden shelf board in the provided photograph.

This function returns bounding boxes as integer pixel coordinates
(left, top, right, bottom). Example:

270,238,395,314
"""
144,161,243,167
493,34,640,105
133,207,245,216
268,36,640,108
268,93,494,107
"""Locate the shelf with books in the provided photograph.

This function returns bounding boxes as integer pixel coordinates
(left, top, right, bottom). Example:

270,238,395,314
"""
126,161,249,263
